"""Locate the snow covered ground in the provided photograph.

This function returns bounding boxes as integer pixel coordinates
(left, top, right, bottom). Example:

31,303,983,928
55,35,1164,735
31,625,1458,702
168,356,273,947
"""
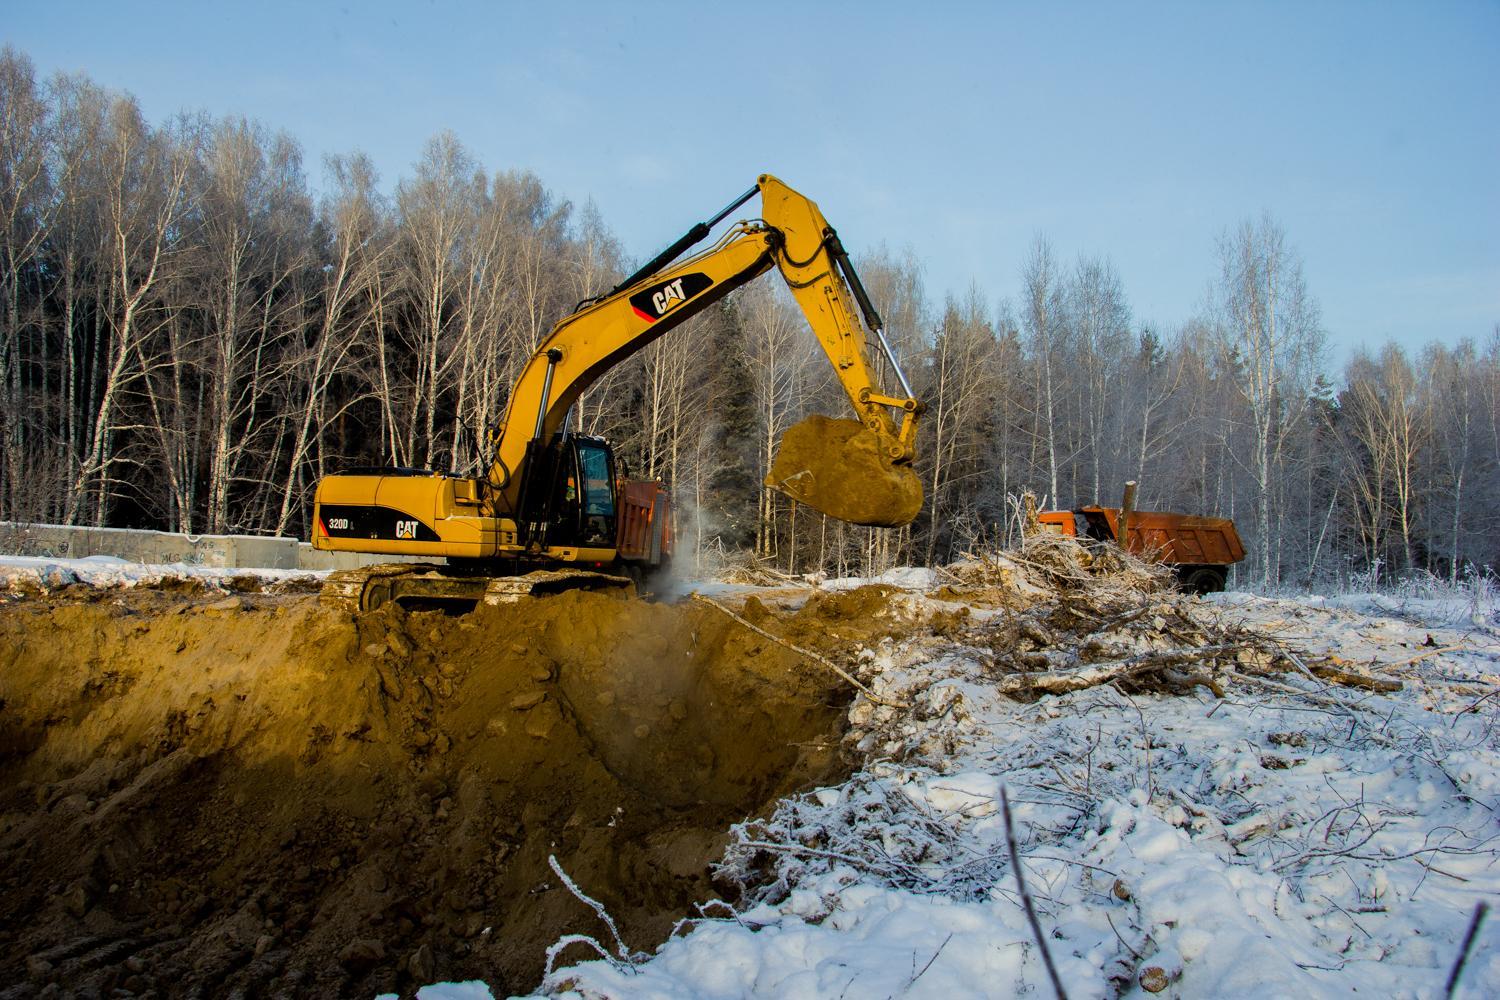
524,581,1500,1000
0,552,323,591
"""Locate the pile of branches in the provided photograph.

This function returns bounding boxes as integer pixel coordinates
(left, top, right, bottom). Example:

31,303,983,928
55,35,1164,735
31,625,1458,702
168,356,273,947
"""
986,604,1399,703
939,531,1173,603
715,772,1009,913
714,556,807,588
704,532,1427,982
942,534,1400,701
1005,531,1175,595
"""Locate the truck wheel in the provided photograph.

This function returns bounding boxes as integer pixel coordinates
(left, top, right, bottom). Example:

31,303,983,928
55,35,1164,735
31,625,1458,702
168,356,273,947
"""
1182,567,1226,595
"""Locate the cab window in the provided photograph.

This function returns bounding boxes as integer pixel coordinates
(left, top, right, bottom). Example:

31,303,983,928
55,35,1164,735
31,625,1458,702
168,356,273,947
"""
577,444,615,516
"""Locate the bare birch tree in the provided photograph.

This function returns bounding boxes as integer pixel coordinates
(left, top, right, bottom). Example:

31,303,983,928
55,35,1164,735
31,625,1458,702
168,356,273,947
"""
1022,236,1067,506
67,97,194,524
1212,214,1323,586
740,282,819,562
922,287,998,562
393,131,478,469
1066,254,1131,502
0,48,54,518
272,153,389,534
192,118,313,531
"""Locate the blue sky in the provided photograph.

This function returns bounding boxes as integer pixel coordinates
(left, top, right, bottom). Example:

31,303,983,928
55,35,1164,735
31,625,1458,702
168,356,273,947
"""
5,1,1497,363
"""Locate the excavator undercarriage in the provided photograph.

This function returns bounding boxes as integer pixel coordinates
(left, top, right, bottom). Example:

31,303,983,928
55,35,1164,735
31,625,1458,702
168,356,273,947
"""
320,563,633,613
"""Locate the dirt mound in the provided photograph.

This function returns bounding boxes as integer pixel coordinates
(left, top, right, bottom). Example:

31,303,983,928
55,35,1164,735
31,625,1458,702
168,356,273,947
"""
0,584,870,998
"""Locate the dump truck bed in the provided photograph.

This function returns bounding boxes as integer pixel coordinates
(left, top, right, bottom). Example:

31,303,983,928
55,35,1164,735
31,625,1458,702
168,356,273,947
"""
1091,506,1245,566
1039,506,1246,567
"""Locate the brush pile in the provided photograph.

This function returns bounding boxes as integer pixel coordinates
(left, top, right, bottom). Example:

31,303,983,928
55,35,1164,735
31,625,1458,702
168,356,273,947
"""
715,532,1427,912
844,534,1400,736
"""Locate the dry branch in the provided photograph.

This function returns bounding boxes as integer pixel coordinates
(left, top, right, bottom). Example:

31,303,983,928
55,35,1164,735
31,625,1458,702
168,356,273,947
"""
1444,901,1490,999
995,645,1239,696
1376,646,1465,671
1306,662,1403,693
1001,785,1069,1000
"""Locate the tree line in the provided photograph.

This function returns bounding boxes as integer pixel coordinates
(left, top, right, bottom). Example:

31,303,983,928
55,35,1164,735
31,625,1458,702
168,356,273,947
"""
1,48,1496,588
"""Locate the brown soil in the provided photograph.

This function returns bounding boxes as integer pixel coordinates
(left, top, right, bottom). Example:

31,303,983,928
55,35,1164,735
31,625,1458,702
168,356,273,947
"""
0,582,888,998
766,415,923,527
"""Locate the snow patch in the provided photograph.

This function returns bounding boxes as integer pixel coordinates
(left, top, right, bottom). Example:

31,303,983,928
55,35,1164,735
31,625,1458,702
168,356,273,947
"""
0,552,323,591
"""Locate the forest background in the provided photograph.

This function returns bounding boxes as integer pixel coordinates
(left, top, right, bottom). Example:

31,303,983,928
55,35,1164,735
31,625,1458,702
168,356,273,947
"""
1,46,1496,590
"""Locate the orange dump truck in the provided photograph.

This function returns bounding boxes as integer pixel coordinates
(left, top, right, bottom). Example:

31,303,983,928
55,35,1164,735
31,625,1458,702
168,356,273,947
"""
1037,506,1245,593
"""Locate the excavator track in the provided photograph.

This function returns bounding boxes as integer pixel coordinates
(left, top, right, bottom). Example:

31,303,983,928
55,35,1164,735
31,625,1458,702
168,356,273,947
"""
320,563,633,612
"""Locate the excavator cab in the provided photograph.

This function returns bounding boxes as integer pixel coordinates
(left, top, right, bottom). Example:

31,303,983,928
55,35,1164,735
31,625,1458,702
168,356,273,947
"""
518,435,619,550
574,438,618,545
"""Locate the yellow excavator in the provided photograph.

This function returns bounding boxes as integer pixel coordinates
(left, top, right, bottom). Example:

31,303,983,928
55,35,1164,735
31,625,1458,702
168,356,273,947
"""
313,174,924,610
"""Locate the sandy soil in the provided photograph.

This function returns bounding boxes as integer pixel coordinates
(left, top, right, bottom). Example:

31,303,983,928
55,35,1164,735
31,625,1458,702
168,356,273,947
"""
0,582,910,998
765,415,923,527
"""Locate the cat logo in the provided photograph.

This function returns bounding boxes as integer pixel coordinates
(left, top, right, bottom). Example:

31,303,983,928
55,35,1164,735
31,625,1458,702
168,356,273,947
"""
652,278,687,316
395,519,419,540
629,272,714,323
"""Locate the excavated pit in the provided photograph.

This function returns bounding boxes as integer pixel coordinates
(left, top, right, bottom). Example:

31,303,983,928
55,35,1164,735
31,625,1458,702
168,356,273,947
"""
0,583,882,998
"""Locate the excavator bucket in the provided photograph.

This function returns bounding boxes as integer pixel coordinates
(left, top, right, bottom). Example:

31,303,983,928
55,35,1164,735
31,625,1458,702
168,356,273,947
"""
765,414,924,527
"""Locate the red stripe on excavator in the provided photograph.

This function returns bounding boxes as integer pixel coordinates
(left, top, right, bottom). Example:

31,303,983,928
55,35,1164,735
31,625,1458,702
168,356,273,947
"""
318,518,328,537
631,306,657,323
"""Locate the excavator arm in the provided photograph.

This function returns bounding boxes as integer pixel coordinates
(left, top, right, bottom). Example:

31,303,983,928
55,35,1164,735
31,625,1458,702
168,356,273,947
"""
486,173,923,526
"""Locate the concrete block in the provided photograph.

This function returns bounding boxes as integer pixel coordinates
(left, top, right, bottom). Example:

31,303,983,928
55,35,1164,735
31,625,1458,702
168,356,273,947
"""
231,536,300,571
2,521,307,572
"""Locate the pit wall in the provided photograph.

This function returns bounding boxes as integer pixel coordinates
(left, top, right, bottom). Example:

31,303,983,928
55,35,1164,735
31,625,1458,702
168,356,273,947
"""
0,520,422,571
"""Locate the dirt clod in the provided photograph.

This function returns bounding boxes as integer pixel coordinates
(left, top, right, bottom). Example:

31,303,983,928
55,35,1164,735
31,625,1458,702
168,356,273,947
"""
1140,966,1171,993
409,942,434,981
511,690,547,711
339,937,386,970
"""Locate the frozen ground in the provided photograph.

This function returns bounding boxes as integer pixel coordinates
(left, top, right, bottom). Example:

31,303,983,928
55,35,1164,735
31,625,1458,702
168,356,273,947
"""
0,552,323,590
522,581,1500,1000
